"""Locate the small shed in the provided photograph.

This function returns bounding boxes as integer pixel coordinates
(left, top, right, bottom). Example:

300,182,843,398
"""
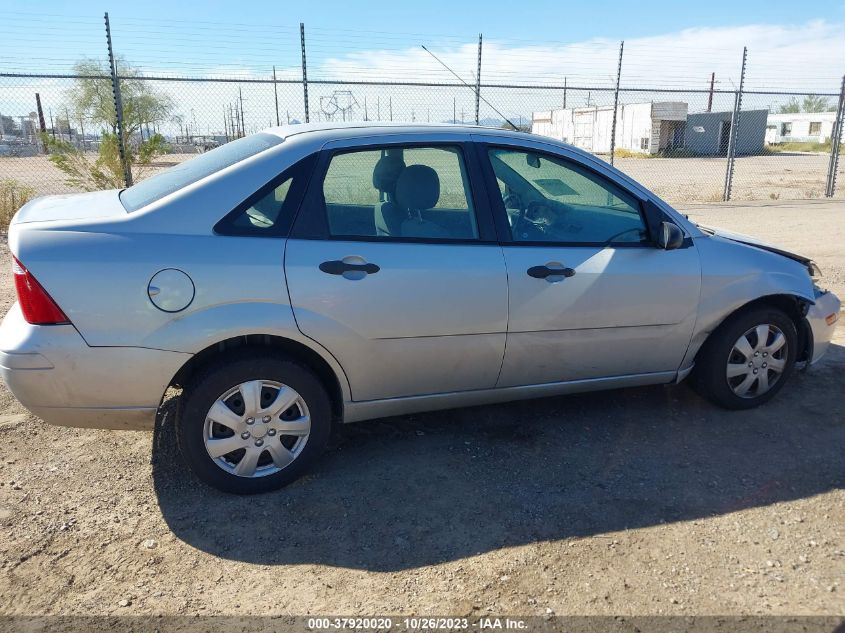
685,109,768,156
532,102,688,155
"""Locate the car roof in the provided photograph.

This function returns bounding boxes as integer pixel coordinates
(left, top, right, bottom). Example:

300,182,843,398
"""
264,121,534,143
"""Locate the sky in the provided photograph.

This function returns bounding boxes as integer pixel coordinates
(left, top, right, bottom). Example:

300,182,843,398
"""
5,0,845,44
1,1,844,133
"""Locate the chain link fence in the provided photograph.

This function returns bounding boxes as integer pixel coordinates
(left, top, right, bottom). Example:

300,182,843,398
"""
1,15,844,208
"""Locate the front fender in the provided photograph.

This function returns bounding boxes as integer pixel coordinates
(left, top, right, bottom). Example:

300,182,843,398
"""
680,235,815,369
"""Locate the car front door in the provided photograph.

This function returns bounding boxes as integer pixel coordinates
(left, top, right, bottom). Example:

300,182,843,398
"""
284,136,508,401
477,139,701,387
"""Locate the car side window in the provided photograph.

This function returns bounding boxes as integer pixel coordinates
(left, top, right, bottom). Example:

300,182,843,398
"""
230,178,292,230
320,145,479,240
215,153,316,237
488,148,648,245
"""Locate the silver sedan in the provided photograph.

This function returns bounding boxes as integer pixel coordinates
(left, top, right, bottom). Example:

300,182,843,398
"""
0,123,840,493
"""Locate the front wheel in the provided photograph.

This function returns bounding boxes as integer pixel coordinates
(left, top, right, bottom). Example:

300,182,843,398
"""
177,354,332,494
693,307,797,409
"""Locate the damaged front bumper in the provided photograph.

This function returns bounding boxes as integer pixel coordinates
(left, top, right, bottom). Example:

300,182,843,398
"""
802,288,841,365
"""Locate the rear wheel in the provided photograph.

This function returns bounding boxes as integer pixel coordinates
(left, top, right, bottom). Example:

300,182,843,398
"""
694,307,797,409
177,353,332,494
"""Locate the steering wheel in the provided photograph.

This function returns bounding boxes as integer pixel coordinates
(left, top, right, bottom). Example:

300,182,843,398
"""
514,199,552,234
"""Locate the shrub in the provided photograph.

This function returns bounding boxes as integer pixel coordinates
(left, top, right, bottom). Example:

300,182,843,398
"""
45,132,170,191
765,141,832,154
612,148,648,159
0,179,36,232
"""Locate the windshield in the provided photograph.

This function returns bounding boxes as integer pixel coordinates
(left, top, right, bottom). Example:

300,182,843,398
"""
119,133,283,212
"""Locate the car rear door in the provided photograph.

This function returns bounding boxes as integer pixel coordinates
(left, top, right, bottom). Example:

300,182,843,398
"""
475,137,701,387
284,134,508,402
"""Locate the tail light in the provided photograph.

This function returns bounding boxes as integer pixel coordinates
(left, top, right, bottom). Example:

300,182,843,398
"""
12,257,70,325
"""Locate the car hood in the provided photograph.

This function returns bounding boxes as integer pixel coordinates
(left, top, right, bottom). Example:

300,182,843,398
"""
698,224,813,266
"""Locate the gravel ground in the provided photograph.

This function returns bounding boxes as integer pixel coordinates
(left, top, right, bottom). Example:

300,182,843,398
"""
0,201,843,618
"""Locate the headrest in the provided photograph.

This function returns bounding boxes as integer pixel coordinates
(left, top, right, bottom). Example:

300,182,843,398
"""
372,155,406,192
395,164,440,211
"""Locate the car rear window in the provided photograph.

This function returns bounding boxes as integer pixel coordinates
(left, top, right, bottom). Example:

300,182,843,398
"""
119,133,283,212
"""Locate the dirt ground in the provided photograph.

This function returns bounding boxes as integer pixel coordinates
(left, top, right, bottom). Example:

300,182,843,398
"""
2,150,844,204
0,200,843,618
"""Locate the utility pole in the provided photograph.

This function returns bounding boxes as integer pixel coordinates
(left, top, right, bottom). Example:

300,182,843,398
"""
389,96,393,121
563,77,567,110
364,96,368,121
49,108,55,139
453,97,456,124
273,66,280,126
35,93,47,153
474,33,482,125
609,40,624,166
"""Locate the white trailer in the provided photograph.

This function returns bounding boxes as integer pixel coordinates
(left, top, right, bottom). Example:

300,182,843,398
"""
765,112,837,144
532,102,688,154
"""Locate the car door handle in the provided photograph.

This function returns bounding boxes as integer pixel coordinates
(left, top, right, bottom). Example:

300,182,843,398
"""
527,265,575,279
319,260,380,275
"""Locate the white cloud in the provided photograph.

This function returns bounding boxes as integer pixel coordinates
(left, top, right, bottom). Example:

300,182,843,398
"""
2,20,842,134
315,20,844,92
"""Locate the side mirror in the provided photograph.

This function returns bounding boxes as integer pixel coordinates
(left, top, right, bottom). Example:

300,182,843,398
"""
656,221,684,250
526,153,541,168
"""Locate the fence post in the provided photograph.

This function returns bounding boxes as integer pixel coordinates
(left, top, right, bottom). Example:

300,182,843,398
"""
722,46,747,201
609,40,624,167
104,12,132,187
273,66,280,127
300,23,310,124
474,34,482,125
825,74,845,197
239,86,245,136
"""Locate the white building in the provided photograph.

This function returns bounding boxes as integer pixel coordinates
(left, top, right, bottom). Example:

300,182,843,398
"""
765,112,837,144
531,102,688,154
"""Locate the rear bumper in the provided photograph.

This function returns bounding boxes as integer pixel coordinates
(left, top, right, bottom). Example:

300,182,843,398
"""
806,290,841,365
0,304,191,431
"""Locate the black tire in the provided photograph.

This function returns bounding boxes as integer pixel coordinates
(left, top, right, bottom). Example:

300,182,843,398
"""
177,352,332,494
693,306,797,410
